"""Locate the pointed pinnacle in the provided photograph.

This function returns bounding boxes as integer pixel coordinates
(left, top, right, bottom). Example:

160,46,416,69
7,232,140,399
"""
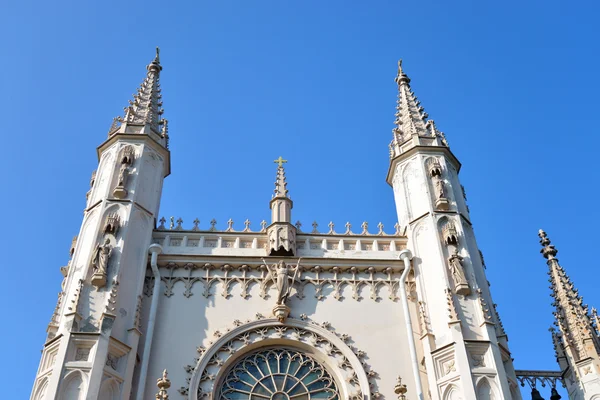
395,59,410,85
539,229,558,260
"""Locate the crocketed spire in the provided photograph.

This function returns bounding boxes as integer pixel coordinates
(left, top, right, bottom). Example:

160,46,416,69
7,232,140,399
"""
539,229,600,363
389,60,448,159
272,156,289,198
109,48,168,147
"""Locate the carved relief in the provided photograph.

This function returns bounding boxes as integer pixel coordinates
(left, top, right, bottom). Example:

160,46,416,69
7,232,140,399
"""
182,317,379,400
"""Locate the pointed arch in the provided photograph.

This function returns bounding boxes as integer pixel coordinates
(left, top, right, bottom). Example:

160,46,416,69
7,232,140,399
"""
442,384,462,400
59,370,86,400
475,377,496,400
98,377,120,400
32,376,49,400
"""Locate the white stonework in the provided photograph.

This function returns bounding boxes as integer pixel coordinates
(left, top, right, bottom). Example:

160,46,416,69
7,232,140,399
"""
30,54,600,400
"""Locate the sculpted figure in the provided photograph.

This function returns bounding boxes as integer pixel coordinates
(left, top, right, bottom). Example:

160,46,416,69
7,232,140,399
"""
92,238,112,278
448,249,470,295
262,258,300,305
436,178,447,200
117,164,129,187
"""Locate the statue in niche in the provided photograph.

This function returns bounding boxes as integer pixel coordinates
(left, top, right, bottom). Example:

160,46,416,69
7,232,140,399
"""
113,164,129,199
262,258,301,322
448,249,470,295
91,238,112,288
434,176,450,210
436,178,446,199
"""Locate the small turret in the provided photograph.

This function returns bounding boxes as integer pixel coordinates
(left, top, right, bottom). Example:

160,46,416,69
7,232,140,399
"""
267,157,296,256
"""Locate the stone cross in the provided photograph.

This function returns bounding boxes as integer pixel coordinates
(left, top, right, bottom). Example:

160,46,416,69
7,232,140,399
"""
377,222,384,235
210,219,217,231
328,221,335,234
361,221,368,234
192,218,200,230
244,219,251,231
273,156,288,167
345,222,352,234
311,221,318,233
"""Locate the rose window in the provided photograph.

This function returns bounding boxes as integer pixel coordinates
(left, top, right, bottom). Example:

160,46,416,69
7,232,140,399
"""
219,348,340,400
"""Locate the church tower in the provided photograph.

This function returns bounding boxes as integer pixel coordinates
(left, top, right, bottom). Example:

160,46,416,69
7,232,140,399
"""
31,50,170,399
539,230,600,399
387,61,521,399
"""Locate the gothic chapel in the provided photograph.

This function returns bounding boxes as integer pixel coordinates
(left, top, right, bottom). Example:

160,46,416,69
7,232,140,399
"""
31,51,600,400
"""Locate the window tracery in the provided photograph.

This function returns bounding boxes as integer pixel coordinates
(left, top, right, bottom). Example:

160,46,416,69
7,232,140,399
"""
219,348,339,400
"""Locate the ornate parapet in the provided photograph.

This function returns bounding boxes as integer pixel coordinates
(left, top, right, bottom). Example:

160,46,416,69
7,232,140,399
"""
152,218,407,259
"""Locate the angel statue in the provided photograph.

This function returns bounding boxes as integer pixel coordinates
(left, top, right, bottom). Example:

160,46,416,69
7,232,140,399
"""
262,258,301,305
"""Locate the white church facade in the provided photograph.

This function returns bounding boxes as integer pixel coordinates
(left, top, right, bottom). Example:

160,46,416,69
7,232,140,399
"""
30,51,600,400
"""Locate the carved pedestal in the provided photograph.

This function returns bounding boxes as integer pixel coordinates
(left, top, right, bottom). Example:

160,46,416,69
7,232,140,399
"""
272,304,290,323
91,272,107,288
435,197,450,210
455,283,470,296
113,187,128,199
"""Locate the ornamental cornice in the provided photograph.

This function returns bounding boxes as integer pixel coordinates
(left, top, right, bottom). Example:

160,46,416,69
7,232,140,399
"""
181,316,379,400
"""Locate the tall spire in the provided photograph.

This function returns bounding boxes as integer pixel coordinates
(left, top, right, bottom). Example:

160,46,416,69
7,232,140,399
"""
538,229,600,362
389,60,448,159
109,47,168,146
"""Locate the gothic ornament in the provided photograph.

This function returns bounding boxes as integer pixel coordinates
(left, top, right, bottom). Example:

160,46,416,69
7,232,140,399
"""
156,369,171,400
91,238,111,288
103,213,120,236
394,376,408,400
441,219,459,246
448,249,470,295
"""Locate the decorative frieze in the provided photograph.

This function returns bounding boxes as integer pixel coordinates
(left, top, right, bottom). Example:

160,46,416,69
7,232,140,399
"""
144,262,400,301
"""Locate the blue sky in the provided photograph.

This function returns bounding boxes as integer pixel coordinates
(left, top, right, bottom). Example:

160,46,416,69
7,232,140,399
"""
2,0,599,398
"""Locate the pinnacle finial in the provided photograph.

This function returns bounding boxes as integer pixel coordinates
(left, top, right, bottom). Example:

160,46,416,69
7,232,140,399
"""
148,47,162,72
155,369,171,399
539,229,558,260
395,59,410,85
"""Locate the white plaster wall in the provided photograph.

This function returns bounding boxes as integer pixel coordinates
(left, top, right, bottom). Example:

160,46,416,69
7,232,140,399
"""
141,278,421,399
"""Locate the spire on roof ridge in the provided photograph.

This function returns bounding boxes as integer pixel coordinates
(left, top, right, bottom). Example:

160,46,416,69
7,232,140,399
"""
108,48,167,147
273,156,289,198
